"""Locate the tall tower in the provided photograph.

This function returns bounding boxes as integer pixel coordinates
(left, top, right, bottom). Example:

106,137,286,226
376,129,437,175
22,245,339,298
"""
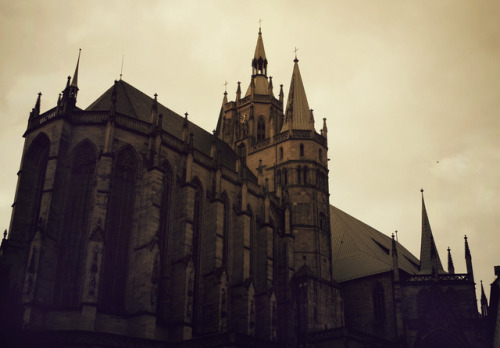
218,29,341,344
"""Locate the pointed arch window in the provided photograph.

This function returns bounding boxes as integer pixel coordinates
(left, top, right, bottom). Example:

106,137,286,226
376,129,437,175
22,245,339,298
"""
279,147,283,160
238,144,247,165
283,168,288,186
319,213,328,231
297,166,302,185
257,117,265,141
192,183,203,333
276,170,281,186
55,142,96,307
249,207,256,278
300,143,304,157
12,135,50,242
157,171,172,323
373,282,386,321
303,166,308,185
219,195,230,268
100,147,138,312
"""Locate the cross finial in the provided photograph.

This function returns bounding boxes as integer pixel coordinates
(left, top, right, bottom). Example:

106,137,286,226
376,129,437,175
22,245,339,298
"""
294,47,299,62
184,112,188,119
154,93,158,100
258,19,263,33
120,54,125,80
224,81,228,93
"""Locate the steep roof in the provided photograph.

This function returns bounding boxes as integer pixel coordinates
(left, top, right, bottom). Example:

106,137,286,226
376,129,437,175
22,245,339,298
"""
253,29,267,62
330,205,420,282
281,60,313,132
86,80,252,175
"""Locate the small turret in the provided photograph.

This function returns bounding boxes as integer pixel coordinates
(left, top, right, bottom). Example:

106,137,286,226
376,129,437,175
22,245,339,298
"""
29,92,42,120
150,93,158,124
268,76,274,97
465,235,474,282
182,112,189,144
481,280,488,317
60,50,81,114
321,118,328,138
447,247,455,274
236,81,241,106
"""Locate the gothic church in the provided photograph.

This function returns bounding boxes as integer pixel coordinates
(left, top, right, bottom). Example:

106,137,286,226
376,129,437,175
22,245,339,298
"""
0,29,493,347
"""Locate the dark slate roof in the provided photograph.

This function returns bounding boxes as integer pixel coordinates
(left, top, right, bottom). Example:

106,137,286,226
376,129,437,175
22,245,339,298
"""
86,80,250,175
330,205,420,282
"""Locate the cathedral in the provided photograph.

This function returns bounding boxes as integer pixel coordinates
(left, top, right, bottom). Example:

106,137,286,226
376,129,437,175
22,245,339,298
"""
0,29,495,347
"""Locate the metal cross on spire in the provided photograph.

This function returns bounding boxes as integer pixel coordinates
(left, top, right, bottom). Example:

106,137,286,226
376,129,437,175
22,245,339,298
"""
258,19,263,33
294,47,299,61
224,81,228,93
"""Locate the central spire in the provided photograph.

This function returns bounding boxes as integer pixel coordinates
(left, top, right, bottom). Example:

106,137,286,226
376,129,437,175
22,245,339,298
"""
252,28,267,76
419,189,444,274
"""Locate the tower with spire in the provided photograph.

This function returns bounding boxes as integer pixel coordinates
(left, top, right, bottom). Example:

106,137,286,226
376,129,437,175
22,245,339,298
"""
217,28,338,343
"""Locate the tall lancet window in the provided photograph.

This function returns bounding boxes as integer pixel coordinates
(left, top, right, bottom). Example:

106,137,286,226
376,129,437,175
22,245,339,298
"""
222,195,230,267
157,171,172,323
257,117,265,141
373,282,386,321
100,147,138,312
192,183,203,333
12,135,50,242
55,142,96,306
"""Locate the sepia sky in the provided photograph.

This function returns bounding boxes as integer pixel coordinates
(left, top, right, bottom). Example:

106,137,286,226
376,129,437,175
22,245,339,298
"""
1,0,499,300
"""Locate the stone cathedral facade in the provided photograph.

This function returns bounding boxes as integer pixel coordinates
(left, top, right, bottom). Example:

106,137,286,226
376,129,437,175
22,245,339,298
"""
0,30,493,347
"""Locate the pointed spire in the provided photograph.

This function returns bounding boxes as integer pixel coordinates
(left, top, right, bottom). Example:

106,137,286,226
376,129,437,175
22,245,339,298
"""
71,49,81,88
29,92,42,119
419,189,444,274
150,92,158,124
465,234,471,258
215,90,228,139
481,280,488,317
35,92,41,115
268,76,274,97
465,235,474,282
281,58,313,132
236,81,241,105
321,117,328,138
252,28,268,76
447,247,455,274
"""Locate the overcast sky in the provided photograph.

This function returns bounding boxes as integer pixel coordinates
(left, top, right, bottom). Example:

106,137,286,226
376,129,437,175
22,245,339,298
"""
1,0,499,300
